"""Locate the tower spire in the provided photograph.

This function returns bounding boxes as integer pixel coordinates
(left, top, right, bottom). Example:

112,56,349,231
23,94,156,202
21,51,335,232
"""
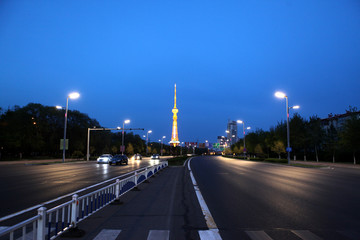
170,84,180,147
174,84,177,108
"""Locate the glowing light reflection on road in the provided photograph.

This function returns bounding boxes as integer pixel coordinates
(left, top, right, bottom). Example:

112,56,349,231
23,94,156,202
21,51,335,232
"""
96,163,109,175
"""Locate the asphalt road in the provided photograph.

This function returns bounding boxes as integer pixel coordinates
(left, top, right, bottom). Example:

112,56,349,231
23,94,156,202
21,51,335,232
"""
190,156,360,240
0,158,159,218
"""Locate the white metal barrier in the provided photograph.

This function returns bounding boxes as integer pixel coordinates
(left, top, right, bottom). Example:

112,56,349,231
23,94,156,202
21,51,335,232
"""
0,161,168,240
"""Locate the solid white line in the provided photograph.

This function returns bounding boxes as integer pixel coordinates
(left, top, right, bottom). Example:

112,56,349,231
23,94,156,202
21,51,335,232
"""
147,230,169,240
93,229,121,240
199,229,222,240
246,230,273,240
187,158,222,240
291,230,322,240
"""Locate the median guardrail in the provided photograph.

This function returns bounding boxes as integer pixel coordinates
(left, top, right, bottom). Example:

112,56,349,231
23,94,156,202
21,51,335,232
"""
0,161,168,240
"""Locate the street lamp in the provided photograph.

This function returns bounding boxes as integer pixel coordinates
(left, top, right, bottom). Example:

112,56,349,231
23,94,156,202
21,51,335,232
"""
62,92,80,163
146,130,152,155
161,136,166,156
275,91,300,164
180,142,184,155
236,120,251,155
121,119,130,155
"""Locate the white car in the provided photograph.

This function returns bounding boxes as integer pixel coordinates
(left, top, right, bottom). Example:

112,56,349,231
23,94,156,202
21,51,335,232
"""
97,154,113,164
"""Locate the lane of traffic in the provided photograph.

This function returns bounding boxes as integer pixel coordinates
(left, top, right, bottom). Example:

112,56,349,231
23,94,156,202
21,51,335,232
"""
0,159,159,218
190,156,360,239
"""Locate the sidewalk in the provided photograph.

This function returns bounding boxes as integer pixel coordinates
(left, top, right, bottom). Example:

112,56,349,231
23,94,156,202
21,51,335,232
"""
290,160,360,169
59,166,207,240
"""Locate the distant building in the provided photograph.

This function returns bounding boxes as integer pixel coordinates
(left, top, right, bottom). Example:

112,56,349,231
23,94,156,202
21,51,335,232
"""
321,111,360,133
217,136,225,144
227,120,238,146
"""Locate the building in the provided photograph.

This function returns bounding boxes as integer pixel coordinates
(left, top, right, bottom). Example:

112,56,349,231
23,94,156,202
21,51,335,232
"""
227,120,238,146
217,136,228,148
321,111,360,133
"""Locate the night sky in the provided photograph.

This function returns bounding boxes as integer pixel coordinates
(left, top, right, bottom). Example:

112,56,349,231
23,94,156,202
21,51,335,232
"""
1,0,359,144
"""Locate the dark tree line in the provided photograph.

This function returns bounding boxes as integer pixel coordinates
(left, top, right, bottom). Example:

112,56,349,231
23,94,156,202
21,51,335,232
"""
0,103,169,160
230,110,360,164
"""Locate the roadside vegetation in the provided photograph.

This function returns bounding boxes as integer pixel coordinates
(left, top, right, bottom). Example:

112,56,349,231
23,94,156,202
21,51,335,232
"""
225,107,360,164
0,103,180,160
166,155,189,166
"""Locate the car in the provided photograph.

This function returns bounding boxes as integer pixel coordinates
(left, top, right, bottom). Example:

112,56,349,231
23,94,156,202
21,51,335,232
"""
109,154,128,165
133,153,142,160
97,154,112,164
150,154,160,160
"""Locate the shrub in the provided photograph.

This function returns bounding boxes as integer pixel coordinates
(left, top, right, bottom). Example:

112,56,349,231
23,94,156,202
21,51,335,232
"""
72,150,84,159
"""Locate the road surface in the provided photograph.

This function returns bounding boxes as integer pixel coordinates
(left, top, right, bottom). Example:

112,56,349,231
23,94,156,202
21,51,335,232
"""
190,156,360,240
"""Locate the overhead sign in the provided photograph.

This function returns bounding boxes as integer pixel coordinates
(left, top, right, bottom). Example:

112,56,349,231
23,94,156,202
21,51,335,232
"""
213,143,220,148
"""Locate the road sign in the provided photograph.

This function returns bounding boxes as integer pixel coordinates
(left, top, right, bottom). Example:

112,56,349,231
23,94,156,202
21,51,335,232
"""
60,139,68,150
243,148,247,153
286,147,292,152
213,143,220,148
120,145,125,152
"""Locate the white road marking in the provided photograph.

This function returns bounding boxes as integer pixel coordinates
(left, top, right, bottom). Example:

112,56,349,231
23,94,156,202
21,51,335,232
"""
147,230,169,240
291,230,322,240
199,229,222,240
187,158,222,240
93,229,121,240
246,230,273,240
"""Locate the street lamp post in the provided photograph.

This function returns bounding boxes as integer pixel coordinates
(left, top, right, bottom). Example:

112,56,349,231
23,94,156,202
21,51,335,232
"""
146,130,152,155
62,92,80,163
121,120,130,155
236,120,251,155
275,91,300,164
161,136,166,156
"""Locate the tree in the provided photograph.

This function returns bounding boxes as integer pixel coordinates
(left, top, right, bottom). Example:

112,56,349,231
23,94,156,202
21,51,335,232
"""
290,113,308,160
126,143,134,155
255,144,264,158
232,146,239,155
224,147,232,155
111,146,118,154
324,124,338,162
307,115,324,162
271,140,286,159
340,115,360,164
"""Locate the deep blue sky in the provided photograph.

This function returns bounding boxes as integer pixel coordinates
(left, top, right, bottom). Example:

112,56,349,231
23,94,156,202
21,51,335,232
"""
1,0,359,144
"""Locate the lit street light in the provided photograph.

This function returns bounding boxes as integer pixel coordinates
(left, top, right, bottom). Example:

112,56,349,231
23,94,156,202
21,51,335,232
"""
62,92,80,163
275,91,300,164
121,119,130,155
237,120,251,156
161,136,166,156
146,130,152,155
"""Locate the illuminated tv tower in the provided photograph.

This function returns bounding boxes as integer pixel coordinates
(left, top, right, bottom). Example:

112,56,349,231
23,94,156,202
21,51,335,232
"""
170,84,180,147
